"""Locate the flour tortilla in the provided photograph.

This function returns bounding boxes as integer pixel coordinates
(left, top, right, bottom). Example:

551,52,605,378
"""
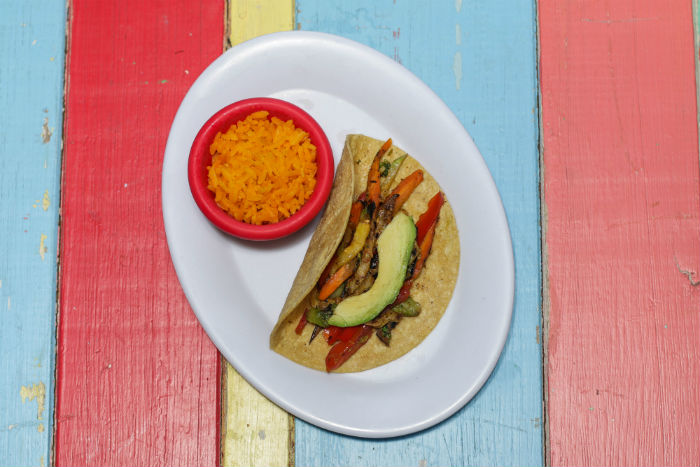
270,134,459,372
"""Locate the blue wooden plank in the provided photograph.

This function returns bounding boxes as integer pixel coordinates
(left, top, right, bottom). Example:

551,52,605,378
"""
0,1,66,465
294,1,542,465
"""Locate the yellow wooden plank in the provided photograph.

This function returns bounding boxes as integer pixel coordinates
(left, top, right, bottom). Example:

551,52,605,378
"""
221,362,293,467
228,0,295,47
222,3,295,465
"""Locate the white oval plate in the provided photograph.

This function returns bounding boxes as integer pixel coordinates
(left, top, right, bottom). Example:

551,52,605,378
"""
162,31,513,438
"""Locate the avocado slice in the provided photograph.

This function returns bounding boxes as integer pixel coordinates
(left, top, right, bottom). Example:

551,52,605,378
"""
328,212,416,327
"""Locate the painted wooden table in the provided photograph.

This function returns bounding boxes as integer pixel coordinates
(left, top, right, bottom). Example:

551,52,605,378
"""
1,0,698,465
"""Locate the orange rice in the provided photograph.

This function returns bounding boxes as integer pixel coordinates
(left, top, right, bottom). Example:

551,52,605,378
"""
207,110,318,225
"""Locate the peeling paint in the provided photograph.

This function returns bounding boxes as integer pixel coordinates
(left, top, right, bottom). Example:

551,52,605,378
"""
39,234,47,260
41,117,52,143
20,382,46,421
42,190,50,211
455,0,462,13
453,51,463,90
393,46,401,64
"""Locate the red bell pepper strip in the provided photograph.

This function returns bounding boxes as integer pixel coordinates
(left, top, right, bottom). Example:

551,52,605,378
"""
294,312,308,335
323,325,364,345
413,219,437,279
392,194,442,305
393,220,437,305
323,326,341,344
325,325,374,372
415,191,445,243
337,325,363,342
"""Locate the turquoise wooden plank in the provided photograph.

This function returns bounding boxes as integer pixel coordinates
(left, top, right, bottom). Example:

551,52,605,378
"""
294,1,542,465
0,1,66,465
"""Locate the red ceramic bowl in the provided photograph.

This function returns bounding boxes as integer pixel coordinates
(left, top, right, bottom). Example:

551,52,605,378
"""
188,98,334,241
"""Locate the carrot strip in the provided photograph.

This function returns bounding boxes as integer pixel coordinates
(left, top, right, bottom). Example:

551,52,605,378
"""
318,262,354,300
389,170,424,214
367,139,392,204
349,197,364,227
378,138,393,156
317,257,335,289
367,157,381,205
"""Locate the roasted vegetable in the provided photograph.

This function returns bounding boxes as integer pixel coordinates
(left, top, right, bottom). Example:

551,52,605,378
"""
389,169,424,215
391,297,421,317
306,307,332,328
318,262,355,300
335,221,370,268
325,325,374,372
380,154,407,195
376,322,398,346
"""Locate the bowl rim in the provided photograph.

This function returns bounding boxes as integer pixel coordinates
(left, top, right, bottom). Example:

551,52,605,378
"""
187,97,334,241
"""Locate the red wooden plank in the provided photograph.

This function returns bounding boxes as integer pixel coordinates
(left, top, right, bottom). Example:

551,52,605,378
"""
539,0,700,465
55,1,223,464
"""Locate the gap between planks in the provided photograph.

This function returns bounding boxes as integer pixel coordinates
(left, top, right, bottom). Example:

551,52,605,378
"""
221,1,296,466
52,2,73,464
533,3,551,465
694,0,700,160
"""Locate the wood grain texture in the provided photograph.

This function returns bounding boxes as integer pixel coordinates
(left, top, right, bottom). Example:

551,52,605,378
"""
295,1,543,466
55,1,224,465
0,1,66,465
221,364,292,467
539,0,700,465
222,2,295,465
695,0,700,152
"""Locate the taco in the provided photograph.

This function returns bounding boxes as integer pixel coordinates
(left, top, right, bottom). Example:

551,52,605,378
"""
270,134,459,372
